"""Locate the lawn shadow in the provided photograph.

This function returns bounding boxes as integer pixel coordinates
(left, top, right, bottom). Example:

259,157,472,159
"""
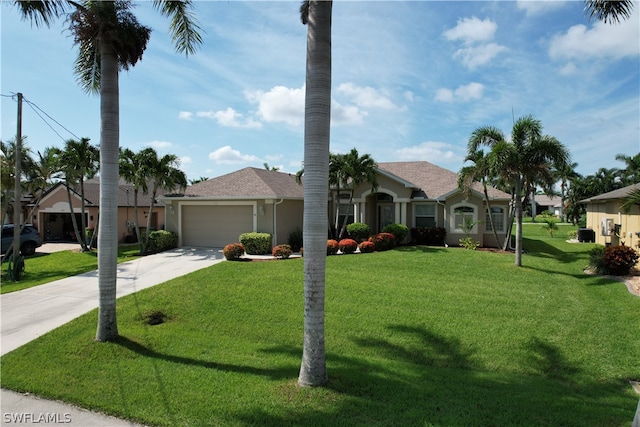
395,245,449,254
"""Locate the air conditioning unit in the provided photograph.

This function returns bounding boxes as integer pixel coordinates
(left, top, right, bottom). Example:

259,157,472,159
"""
601,218,614,236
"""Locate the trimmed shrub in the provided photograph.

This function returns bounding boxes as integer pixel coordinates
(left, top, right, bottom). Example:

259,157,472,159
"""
272,244,293,259
145,230,178,254
327,239,339,255
346,222,370,242
603,245,639,275
338,238,358,254
223,243,245,260
287,228,303,252
239,232,272,255
382,223,409,245
358,240,375,253
369,232,395,251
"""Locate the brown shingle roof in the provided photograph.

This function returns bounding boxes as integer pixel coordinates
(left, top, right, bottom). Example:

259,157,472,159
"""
184,168,304,199
581,183,640,203
377,161,510,200
80,178,167,207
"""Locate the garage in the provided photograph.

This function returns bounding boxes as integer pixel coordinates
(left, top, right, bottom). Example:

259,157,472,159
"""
181,204,254,248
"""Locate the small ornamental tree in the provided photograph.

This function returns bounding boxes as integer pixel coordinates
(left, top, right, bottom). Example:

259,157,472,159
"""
369,232,395,251
223,243,245,260
358,240,375,253
272,244,293,259
327,239,339,255
338,238,357,254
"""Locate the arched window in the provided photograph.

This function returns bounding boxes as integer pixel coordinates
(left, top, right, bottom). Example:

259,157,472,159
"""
451,204,477,233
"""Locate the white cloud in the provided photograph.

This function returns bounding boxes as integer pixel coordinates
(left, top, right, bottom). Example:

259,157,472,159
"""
453,43,507,69
195,108,262,129
559,62,578,75
549,13,640,60
178,111,193,121
331,100,367,125
337,83,398,110
516,0,568,15
435,82,484,103
394,141,463,164
246,85,305,127
146,140,172,149
180,156,192,165
443,16,497,45
208,146,260,165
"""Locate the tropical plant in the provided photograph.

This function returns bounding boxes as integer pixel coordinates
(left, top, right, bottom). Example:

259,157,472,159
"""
287,228,303,252
14,0,202,342
590,244,639,276
298,0,332,387
541,218,558,237
223,243,244,260
468,115,570,266
584,0,635,23
615,153,640,186
119,147,151,253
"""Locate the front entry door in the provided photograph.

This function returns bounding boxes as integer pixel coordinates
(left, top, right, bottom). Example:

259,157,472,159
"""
378,203,394,232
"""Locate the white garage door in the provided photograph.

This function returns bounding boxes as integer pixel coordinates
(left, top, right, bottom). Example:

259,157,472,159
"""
182,205,254,247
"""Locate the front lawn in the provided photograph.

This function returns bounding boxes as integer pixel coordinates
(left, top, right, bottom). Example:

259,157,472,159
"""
1,228,638,426
0,245,141,294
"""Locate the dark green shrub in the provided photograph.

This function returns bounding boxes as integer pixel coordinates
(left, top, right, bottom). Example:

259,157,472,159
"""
346,222,370,242
327,239,339,255
287,228,303,252
338,238,357,254
239,232,272,255
223,243,245,260
369,232,395,251
358,241,375,253
145,230,178,254
603,245,639,275
382,223,409,244
272,244,292,259
410,227,447,246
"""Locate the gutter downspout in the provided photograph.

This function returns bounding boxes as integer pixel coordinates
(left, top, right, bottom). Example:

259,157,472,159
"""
273,199,284,245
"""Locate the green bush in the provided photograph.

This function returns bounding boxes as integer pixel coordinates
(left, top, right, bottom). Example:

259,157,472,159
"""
459,236,480,250
410,227,447,246
272,244,292,259
223,243,245,260
346,222,370,242
338,238,358,254
382,223,409,244
287,228,303,252
239,232,272,255
369,232,395,251
567,230,578,240
327,239,339,255
145,230,178,254
358,241,375,253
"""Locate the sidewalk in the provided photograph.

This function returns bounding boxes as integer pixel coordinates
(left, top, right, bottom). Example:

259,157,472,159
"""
1,247,225,426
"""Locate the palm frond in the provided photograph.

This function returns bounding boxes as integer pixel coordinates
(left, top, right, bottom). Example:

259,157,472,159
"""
14,0,69,27
153,0,203,56
584,0,635,24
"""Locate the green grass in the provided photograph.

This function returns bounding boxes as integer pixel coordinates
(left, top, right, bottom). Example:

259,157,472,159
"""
1,228,639,426
0,245,141,294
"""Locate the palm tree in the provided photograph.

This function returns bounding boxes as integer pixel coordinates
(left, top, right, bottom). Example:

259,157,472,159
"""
469,115,570,266
584,0,635,23
553,161,581,222
615,153,640,186
458,147,502,249
188,176,209,185
298,0,332,387
119,147,153,254
333,148,378,239
15,0,202,342
142,149,187,255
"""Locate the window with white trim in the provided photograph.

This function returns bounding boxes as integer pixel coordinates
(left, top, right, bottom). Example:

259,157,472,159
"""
414,204,436,228
485,207,505,232
452,204,477,233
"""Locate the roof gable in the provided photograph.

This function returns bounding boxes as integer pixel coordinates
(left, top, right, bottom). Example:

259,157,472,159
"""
184,167,304,199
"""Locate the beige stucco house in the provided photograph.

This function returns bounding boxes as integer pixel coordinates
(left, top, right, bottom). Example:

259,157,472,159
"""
31,178,166,243
581,183,640,247
162,161,511,249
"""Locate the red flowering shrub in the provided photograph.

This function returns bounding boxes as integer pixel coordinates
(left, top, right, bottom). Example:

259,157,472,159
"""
223,243,244,260
338,238,358,254
327,239,339,255
272,244,292,259
603,245,639,275
358,241,375,253
369,232,395,251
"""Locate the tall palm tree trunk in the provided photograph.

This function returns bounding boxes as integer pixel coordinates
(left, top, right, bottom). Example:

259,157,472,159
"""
65,182,85,248
514,180,523,267
299,0,332,387
96,38,119,342
482,181,502,249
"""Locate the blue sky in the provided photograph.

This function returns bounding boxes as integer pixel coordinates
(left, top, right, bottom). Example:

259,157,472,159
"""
2,1,639,182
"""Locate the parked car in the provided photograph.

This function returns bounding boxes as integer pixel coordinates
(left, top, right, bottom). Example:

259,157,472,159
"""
1,224,43,256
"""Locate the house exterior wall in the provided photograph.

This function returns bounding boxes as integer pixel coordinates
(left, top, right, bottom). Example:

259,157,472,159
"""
585,201,640,248
273,199,304,246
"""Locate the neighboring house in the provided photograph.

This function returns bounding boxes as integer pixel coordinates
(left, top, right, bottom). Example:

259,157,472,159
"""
530,194,563,218
581,183,640,247
163,162,511,249
30,178,166,243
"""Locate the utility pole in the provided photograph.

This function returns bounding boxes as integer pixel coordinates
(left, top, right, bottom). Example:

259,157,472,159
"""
12,93,23,265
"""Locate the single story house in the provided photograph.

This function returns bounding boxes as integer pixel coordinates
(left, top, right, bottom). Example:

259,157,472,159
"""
530,194,563,218
30,178,166,243
162,161,512,248
581,183,640,247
